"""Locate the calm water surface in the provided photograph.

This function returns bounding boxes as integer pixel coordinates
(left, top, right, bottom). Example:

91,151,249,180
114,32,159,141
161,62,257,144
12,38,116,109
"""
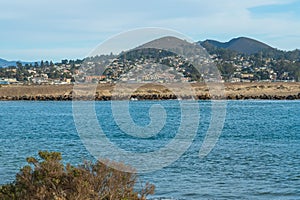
0,100,299,199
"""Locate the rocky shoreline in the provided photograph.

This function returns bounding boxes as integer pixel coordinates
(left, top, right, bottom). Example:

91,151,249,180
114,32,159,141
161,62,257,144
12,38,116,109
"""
0,82,299,101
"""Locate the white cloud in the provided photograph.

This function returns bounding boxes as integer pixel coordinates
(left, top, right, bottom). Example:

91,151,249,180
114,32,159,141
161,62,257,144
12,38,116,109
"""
0,0,299,60
146,0,300,50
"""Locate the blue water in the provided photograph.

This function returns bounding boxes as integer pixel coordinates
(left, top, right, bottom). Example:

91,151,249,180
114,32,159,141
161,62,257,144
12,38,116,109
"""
0,100,299,199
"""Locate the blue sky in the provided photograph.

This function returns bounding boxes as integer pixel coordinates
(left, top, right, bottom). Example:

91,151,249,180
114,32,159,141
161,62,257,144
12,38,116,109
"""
0,0,299,61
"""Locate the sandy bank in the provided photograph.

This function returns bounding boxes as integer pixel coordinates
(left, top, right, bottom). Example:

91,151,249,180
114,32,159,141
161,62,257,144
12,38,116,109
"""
0,82,299,100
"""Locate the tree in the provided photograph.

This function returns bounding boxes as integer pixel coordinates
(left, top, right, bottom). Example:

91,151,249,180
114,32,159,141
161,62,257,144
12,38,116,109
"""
34,62,39,68
218,62,236,80
0,151,154,200
40,60,44,67
61,59,68,65
45,61,49,67
16,61,22,68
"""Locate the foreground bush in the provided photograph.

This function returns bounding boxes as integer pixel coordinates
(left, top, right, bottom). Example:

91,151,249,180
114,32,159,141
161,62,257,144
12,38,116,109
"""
0,151,154,200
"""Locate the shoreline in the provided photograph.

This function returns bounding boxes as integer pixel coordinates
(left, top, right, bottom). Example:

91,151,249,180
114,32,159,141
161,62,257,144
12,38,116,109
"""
0,82,299,101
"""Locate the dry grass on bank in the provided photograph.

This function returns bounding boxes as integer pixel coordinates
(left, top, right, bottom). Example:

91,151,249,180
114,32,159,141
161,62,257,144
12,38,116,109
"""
0,82,299,98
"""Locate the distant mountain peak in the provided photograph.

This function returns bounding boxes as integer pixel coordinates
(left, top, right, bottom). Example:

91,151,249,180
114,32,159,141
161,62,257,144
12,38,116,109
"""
136,36,191,50
0,58,36,68
135,36,207,57
0,58,17,68
200,37,273,54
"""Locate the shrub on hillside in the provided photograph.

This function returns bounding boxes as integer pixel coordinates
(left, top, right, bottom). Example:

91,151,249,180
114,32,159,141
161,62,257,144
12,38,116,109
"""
0,151,154,200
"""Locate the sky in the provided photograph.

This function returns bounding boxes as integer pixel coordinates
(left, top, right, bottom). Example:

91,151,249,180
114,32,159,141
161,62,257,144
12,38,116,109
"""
0,0,299,62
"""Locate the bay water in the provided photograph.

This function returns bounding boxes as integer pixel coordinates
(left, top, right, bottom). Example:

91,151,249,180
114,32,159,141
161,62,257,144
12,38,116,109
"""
0,100,299,199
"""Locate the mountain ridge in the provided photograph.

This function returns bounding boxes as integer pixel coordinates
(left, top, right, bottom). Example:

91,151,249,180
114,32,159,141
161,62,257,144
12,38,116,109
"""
199,37,274,54
1,36,299,67
0,58,36,68
0,58,18,68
